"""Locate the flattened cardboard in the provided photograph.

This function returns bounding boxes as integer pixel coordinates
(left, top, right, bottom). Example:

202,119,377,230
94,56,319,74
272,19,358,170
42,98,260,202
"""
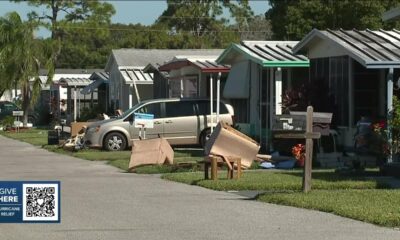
205,122,260,168
129,138,174,170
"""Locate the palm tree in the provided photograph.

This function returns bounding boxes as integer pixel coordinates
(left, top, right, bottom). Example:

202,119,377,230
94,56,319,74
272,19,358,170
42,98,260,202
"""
0,12,53,126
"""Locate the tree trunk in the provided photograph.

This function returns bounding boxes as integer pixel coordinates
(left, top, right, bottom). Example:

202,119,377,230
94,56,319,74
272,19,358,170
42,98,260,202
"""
21,83,30,127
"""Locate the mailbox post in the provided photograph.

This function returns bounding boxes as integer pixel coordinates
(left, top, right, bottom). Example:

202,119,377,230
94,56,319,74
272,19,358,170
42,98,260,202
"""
12,111,24,133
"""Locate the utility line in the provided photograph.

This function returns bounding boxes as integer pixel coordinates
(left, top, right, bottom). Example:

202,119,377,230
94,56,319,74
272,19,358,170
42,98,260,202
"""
61,25,270,33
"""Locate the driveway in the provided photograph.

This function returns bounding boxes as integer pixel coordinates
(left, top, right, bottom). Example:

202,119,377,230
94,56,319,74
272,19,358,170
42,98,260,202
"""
0,135,399,240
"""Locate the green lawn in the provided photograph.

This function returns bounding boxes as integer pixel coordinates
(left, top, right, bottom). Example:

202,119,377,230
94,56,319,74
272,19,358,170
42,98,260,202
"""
259,190,400,227
0,128,48,146
162,170,387,191
162,170,400,227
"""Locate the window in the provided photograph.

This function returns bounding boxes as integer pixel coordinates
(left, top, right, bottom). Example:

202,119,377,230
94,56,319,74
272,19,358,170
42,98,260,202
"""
165,101,195,118
136,103,161,118
196,100,228,115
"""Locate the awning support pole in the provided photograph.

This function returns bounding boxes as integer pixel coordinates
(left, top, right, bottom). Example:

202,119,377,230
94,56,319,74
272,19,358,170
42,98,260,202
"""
210,74,214,133
129,84,133,109
387,68,394,163
132,81,141,105
180,78,184,98
74,86,77,122
275,68,282,115
217,72,221,124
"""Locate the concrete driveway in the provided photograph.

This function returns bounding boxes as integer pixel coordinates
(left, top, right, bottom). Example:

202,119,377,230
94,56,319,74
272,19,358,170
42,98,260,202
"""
0,135,399,240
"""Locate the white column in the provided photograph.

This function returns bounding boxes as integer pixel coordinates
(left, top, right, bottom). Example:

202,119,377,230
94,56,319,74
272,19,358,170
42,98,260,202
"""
180,78,184,98
216,72,221,124
78,88,81,119
129,84,133,109
74,87,77,122
275,68,282,115
387,68,394,163
210,74,214,133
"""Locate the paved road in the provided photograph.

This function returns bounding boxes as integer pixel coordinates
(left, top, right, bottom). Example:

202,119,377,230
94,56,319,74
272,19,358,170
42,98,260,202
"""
0,135,399,240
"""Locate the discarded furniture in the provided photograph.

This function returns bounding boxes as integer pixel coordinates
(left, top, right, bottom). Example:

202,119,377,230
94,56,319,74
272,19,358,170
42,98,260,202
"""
204,122,260,169
71,122,93,137
128,137,174,171
203,155,241,180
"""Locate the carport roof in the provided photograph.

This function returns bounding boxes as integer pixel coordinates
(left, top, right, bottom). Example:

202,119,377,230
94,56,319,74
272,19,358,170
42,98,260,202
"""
59,77,92,87
120,68,153,85
159,56,230,73
217,41,309,67
293,28,400,69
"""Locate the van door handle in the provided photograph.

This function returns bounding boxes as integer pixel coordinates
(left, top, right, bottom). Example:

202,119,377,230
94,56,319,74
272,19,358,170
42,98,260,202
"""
165,120,173,124
154,121,162,125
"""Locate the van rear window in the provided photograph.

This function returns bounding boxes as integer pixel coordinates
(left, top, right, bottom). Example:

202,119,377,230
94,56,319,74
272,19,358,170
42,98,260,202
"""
165,101,195,118
196,101,228,115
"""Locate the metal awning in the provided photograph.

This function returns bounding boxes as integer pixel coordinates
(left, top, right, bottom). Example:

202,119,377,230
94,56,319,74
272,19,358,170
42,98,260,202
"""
293,28,400,69
81,79,108,95
80,72,110,95
217,41,309,68
159,58,230,73
120,69,153,85
58,77,93,87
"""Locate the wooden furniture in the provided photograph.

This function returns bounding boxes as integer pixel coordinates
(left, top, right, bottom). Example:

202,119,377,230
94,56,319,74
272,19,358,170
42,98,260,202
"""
203,155,241,180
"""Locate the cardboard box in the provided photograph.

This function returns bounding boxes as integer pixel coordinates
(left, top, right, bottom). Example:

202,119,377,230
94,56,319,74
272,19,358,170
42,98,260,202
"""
70,122,93,137
204,122,260,168
129,138,174,170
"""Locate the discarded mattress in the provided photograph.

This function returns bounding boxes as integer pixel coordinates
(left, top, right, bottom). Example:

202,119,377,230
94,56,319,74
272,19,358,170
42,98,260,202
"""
129,138,174,171
204,122,260,169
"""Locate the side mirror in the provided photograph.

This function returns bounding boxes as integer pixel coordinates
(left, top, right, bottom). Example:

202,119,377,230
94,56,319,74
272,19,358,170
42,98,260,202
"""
125,114,135,123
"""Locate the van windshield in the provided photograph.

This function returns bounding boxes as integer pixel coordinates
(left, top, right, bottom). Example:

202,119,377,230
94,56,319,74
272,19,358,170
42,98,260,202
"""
118,102,145,119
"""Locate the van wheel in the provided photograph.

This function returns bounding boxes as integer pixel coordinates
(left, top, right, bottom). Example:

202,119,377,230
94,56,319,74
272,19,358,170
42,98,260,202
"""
104,132,127,151
200,128,211,148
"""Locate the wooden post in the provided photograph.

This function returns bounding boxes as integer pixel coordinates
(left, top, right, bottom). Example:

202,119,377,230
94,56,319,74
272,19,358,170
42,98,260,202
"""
303,106,314,193
272,106,320,193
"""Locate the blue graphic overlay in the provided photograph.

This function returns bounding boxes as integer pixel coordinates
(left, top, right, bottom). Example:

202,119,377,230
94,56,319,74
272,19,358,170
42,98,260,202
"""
0,181,60,223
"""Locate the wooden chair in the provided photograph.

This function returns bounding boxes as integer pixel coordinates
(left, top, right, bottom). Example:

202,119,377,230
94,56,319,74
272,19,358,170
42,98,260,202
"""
203,155,241,180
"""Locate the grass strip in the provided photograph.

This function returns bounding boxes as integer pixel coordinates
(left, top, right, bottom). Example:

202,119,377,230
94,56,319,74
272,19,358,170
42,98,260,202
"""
162,170,388,191
258,189,400,228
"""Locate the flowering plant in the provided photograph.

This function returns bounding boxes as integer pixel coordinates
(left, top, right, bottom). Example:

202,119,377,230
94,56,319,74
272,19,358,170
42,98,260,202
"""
370,120,391,160
291,143,305,167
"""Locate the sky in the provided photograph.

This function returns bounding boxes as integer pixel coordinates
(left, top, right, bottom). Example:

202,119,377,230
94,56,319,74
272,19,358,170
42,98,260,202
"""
0,0,270,38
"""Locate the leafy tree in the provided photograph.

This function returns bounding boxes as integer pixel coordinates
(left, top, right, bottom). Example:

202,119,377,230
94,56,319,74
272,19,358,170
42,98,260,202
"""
238,14,273,40
0,12,52,126
155,0,257,48
266,0,400,40
14,0,115,68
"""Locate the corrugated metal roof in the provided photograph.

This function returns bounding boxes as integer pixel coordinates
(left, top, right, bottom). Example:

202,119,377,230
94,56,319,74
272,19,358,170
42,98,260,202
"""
120,69,153,84
293,29,400,68
159,56,230,73
90,71,109,82
59,77,93,87
105,49,224,71
81,79,107,95
217,41,309,67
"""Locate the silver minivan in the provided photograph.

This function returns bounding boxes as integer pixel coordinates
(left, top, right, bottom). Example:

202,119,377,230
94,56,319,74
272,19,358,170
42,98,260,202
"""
84,98,234,151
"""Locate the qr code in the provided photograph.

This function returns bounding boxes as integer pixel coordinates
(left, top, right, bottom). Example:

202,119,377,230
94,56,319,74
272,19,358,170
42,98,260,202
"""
22,183,59,222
